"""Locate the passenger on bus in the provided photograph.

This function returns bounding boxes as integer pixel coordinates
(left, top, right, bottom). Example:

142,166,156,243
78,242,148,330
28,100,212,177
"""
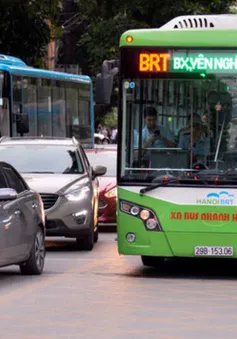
178,113,210,163
134,106,176,149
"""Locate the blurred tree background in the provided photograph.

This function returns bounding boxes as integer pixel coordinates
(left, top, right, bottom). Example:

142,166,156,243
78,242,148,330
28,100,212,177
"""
0,0,236,128
0,0,235,74
0,0,60,66
77,0,236,76
76,0,236,127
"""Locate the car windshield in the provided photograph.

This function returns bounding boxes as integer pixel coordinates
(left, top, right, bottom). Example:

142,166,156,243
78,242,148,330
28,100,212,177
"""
86,150,117,177
0,145,84,174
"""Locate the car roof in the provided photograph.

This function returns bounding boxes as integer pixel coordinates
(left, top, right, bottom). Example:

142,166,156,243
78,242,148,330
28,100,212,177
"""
86,145,117,153
0,136,80,147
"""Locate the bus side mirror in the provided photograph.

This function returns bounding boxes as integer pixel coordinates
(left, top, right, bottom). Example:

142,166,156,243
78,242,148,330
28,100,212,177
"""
16,113,29,134
95,60,119,105
95,73,114,105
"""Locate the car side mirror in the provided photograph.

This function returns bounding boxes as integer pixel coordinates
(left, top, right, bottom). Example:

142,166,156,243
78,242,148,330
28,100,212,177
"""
92,165,107,178
0,188,18,201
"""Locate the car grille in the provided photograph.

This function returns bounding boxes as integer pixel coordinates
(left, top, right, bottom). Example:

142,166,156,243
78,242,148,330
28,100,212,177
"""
46,220,58,229
40,194,59,210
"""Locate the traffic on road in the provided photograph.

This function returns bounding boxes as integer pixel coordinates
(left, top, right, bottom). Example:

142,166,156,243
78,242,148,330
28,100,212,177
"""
2,11,237,339
0,136,108,273
0,136,236,339
1,233,237,339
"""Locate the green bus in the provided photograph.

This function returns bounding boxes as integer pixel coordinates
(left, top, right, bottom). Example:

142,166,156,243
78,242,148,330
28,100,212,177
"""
107,14,237,267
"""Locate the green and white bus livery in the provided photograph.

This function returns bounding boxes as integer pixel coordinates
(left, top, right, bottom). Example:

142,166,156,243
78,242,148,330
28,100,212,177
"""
116,14,237,267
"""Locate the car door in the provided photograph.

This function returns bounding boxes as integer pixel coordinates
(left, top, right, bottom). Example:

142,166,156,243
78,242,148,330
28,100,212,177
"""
2,164,37,260
0,165,23,264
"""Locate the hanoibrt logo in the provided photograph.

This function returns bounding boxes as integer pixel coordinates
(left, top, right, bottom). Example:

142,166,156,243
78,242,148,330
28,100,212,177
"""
197,191,235,205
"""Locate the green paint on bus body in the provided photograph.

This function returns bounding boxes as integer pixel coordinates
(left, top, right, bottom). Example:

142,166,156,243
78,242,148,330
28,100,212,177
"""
117,187,237,257
120,30,237,47
118,26,237,260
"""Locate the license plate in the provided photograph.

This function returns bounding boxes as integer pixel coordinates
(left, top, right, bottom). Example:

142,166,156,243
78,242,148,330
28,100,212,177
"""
194,246,234,257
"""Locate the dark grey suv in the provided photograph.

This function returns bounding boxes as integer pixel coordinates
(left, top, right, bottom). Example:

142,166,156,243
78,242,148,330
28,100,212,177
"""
0,161,45,275
0,137,107,251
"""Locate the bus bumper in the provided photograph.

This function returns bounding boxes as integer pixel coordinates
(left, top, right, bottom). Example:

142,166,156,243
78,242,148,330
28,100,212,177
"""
118,231,237,259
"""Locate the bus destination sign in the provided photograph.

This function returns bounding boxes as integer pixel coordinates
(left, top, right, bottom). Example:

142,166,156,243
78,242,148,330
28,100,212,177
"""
139,51,237,74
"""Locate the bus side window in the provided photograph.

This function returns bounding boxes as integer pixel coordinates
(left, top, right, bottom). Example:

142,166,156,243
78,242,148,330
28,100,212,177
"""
0,72,10,137
23,77,37,136
12,75,23,136
13,75,22,114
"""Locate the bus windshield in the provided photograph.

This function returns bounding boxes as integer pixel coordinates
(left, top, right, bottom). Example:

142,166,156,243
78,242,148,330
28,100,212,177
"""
119,48,237,184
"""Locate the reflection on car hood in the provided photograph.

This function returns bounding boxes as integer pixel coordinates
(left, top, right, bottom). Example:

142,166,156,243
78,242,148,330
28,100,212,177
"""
98,176,116,193
21,173,84,194
0,209,10,220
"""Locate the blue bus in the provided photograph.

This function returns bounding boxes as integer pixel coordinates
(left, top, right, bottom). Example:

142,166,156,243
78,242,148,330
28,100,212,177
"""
0,54,94,147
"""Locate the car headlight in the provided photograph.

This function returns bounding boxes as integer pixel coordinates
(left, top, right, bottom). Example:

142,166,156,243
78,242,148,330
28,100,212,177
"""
65,187,90,202
104,187,117,198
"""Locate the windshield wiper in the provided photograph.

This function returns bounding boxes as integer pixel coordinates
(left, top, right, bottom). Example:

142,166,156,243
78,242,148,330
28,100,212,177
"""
139,176,217,195
140,179,179,195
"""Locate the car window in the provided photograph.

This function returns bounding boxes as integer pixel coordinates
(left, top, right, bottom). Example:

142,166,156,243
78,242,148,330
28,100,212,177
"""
3,166,27,193
0,169,8,188
0,145,84,174
86,151,116,177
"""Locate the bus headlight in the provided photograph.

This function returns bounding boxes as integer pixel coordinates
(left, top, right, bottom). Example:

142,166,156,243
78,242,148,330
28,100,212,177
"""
131,205,140,216
146,218,157,230
120,200,162,231
126,233,136,243
140,209,150,221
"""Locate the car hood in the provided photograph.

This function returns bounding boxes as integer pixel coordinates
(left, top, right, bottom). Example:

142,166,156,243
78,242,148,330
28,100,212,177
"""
98,176,116,193
21,173,85,194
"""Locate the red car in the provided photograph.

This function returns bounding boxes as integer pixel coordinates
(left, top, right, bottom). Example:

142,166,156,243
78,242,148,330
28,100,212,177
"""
85,146,117,226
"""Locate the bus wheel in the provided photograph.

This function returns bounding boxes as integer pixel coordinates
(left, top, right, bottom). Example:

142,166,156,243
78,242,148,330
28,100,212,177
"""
141,256,164,268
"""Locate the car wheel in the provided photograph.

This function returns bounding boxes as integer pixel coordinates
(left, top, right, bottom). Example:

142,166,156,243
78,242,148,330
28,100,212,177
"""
94,225,99,243
141,256,164,268
20,227,45,275
76,219,95,251
102,138,109,144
